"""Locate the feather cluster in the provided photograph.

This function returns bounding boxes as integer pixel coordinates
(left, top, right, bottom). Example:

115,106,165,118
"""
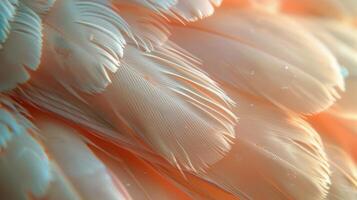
0,0,356,200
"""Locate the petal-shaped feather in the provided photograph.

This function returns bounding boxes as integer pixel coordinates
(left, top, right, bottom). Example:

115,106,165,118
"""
171,10,344,114
84,43,236,172
199,92,331,200
298,18,357,119
17,41,237,173
0,0,18,44
158,90,331,200
0,3,42,92
42,0,129,93
171,0,222,22
0,96,52,200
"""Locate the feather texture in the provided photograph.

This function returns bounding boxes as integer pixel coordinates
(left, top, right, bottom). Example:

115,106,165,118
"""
154,90,332,200
114,3,170,52
21,0,56,14
42,0,130,93
86,42,236,172
0,3,42,92
0,97,132,200
21,41,237,173
1,1,357,200
325,145,357,200
298,18,357,119
171,9,344,114
114,0,177,12
0,0,18,45
34,116,131,200
281,0,357,19
92,141,193,200
193,91,330,200
172,0,222,22
0,96,52,200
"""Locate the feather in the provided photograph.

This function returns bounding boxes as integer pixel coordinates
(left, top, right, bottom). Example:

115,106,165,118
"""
154,89,332,200
113,0,221,22
14,83,149,155
0,94,133,200
33,116,131,200
0,0,18,45
113,0,177,12
163,90,331,200
0,96,52,200
114,3,170,52
0,3,42,92
21,0,56,14
171,0,222,22
92,140,193,200
171,9,344,114
201,93,330,200
17,40,237,173
298,18,357,119
42,0,130,93
89,43,237,172
325,145,357,200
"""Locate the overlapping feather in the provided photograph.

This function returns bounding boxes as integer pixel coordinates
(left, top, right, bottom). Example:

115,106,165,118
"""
297,18,357,119
17,40,237,173
0,95,138,200
0,0,357,200
0,3,42,92
171,9,344,114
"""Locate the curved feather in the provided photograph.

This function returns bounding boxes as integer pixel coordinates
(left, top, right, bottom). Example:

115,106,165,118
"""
171,10,344,114
42,0,129,93
114,0,221,22
171,0,222,22
78,42,237,172
0,96,133,200
325,145,357,200
155,89,332,200
173,90,331,200
33,116,131,200
18,40,237,173
114,3,170,52
0,96,52,200
298,18,357,119
0,3,42,92
92,140,193,200
0,0,18,45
